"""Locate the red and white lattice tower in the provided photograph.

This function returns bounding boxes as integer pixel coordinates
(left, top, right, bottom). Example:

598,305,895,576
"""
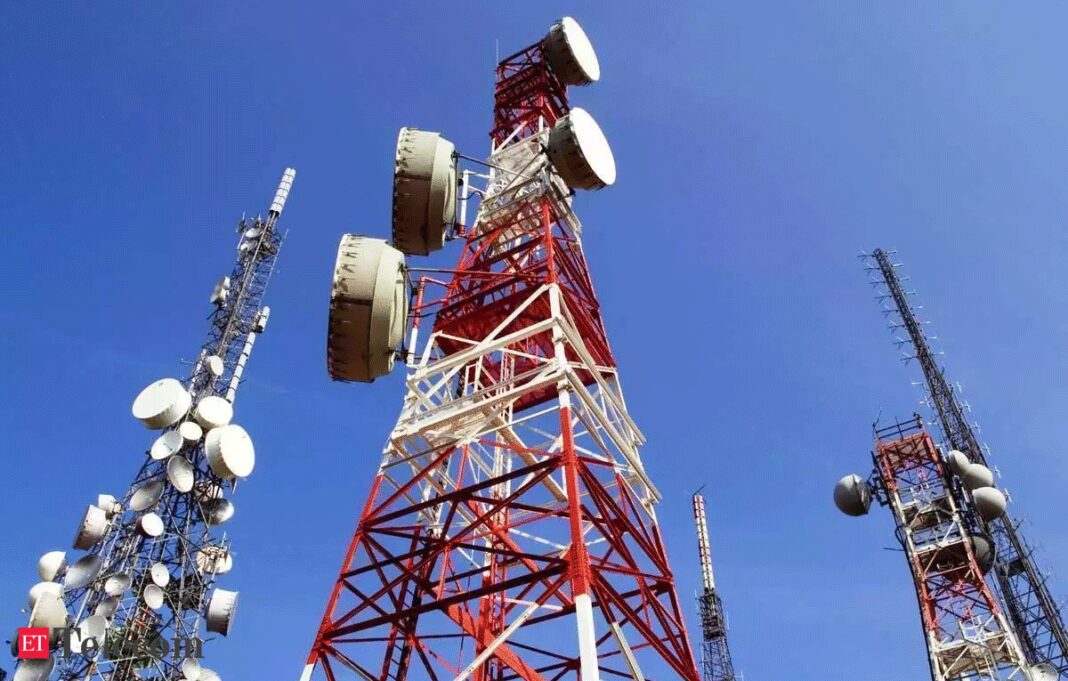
301,16,700,681
836,418,1040,681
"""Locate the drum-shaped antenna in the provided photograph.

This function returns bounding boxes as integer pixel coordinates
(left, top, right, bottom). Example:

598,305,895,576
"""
543,17,601,86
197,546,234,575
205,425,255,479
103,573,132,596
132,378,192,429
73,505,109,550
28,591,66,629
182,658,202,681
37,551,67,582
179,421,204,444
13,655,54,681
138,512,165,538
28,582,62,610
150,562,171,587
150,430,184,461
130,481,165,511
195,395,234,430
972,487,1007,521
203,498,235,526
64,554,103,590
143,584,165,610
167,456,195,493
946,449,970,475
833,474,872,516
392,128,457,256
327,235,409,382
206,589,239,636
961,463,994,490
94,596,120,618
547,108,616,191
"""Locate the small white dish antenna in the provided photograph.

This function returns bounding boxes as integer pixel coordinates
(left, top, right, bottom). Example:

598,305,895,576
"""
210,276,231,306
28,591,67,629
179,420,204,444
73,505,109,550
195,395,234,429
546,108,616,190
150,430,184,461
543,16,600,86
205,425,256,479
167,456,195,493
182,657,202,681
130,480,165,511
143,584,165,610
327,235,408,382
103,573,132,596
392,128,457,256
196,546,234,575
94,595,120,618
206,355,225,377
205,589,239,636
96,494,122,516
79,614,108,641
37,550,67,582
198,668,221,681
64,554,103,590
132,378,192,429
12,655,54,681
149,562,171,587
972,487,1008,522
138,512,165,538
961,463,995,490
28,581,63,610
202,498,235,526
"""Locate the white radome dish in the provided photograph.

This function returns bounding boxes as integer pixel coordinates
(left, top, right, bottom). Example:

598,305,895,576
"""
64,554,103,590
972,486,1008,521
206,589,239,636
138,513,165,538
206,355,225,377
167,456,195,493
94,595,120,618
150,430,185,461
182,657,202,681
196,547,234,575
205,425,256,479
150,562,171,587
130,481,165,511
73,505,109,550
28,581,63,610
946,449,970,475
198,668,221,681
103,573,132,596
961,463,995,490
37,550,67,582
143,584,165,610
132,378,192,429
326,235,408,383
194,395,234,429
13,655,54,681
546,108,616,191
96,494,122,516
179,420,204,444
391,127,457,256
543,16,600,86
28,591,67,629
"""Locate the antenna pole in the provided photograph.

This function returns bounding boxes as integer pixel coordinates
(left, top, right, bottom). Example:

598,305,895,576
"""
692,493,737,681
867,247,1068,676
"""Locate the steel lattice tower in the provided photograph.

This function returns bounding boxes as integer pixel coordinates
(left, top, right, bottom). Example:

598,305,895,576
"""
864,248,1068,677
691,494,736,681
9,169,295,681
301,19,700,681
847,418,1031,680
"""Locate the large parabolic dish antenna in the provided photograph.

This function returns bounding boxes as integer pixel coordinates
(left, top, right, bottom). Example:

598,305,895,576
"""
327,235,408,383
543,16,600,86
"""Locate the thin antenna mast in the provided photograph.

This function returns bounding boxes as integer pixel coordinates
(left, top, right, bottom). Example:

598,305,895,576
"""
865,247,1068,677
692,493,737,681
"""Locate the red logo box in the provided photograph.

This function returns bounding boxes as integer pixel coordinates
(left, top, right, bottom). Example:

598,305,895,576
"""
17,627,50,659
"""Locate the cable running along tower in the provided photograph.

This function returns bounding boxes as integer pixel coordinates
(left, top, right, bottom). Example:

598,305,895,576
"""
305,17,699,681
691,494,737,681
863,248,1068,678
10,169,295,681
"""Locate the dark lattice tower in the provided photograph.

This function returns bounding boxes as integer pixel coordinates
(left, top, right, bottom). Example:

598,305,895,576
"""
692,494,737,681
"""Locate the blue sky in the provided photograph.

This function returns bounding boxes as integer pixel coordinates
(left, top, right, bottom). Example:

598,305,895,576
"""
3,3,1068,680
